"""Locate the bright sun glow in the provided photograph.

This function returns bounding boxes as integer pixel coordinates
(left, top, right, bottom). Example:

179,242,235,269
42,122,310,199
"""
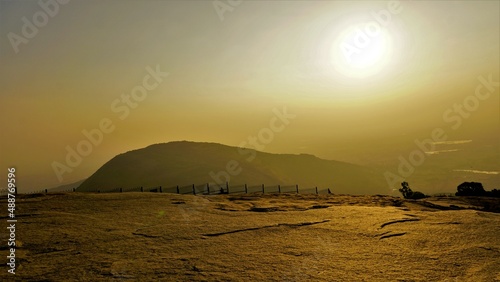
331,22,393,79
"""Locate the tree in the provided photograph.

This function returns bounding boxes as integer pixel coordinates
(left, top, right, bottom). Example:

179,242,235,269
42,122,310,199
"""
399,182,413,199
456,182,485,196
399,182,427,199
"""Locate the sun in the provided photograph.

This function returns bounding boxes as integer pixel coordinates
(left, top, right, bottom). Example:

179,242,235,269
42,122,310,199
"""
331,22,393,79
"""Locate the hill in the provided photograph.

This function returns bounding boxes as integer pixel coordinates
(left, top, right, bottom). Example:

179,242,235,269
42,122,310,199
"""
77,141,387,194
45,179,85,193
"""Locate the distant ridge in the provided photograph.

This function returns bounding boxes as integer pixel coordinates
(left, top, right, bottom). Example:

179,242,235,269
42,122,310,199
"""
77,141,387,194
44,179,86,193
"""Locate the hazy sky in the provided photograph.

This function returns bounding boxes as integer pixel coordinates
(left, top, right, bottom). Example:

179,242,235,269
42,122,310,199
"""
1,1,498,192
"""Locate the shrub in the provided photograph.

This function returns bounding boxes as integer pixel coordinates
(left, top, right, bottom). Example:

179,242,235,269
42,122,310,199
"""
485,189,500,198
410,191,427,199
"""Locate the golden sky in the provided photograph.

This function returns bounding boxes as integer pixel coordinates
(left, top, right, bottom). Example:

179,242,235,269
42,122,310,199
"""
0,1,498,192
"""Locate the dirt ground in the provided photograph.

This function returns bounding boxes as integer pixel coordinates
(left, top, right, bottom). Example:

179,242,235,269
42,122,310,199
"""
1,192,499,281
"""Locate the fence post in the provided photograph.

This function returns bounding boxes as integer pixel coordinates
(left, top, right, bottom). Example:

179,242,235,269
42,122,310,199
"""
226,182,229,194
315,187,318,194
120,188,123,193
160,186,163,193
207,183,210,195
278,185,281,193
73,188,76,192
98,190,100,193
262,184,265,193
296,184,299,193
245,184,247,194
140,186,143,192
176,185,179,194
192,184,196,195
45,189,48,194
